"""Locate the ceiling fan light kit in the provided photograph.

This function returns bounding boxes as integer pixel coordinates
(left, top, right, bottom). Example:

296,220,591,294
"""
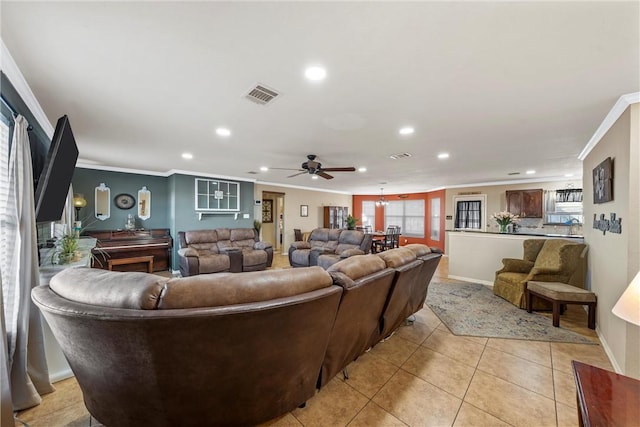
277,154,356,180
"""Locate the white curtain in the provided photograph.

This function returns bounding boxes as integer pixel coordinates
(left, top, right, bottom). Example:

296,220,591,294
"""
0,115,53,412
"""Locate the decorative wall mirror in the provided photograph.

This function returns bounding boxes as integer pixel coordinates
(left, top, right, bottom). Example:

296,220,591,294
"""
138,186,151,220
95,183,111,221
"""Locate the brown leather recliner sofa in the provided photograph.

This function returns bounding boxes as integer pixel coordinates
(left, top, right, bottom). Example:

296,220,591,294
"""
32,266,341,427
288,227,373,269
31,244,441,425
178,228,273,276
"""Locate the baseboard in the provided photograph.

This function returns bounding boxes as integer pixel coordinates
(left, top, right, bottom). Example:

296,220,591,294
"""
49,368,74,383
596,326,623,374
447,275,494,287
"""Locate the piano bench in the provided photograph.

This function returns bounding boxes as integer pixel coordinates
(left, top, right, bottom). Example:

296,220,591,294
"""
108,255,154,273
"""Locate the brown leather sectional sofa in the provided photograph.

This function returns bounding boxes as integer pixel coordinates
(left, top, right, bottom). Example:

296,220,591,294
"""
288,227,373,269
32,245,441,426
177,228,273,276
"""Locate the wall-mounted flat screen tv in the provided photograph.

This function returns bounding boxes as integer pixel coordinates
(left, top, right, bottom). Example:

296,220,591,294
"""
34,115,78,222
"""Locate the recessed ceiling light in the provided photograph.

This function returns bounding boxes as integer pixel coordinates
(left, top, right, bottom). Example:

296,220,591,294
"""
526,170,536,175
182,153,193,160
565,173,574,177
399,127,414,135
216,128,231,137
305,66,327,81
311,175,319,180
260,166,269,172
437,153,449,159
358,167,367,172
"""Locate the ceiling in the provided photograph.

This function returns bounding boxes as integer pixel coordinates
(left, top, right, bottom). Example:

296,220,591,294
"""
1,1,638,194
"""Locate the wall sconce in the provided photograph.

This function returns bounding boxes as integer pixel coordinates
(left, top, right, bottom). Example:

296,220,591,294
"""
73,193,87,221
612,271,640,326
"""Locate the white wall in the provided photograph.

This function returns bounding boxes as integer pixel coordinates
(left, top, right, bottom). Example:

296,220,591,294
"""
583,104,640,378
254,184,352,254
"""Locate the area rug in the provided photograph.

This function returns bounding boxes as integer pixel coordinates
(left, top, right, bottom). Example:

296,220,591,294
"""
426,282,595,344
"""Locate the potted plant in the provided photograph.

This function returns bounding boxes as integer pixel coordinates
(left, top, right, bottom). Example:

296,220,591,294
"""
346,215,358,230
254,220,262,236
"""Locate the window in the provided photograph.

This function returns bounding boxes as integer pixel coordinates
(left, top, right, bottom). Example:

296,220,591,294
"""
194,178,240,211
453,195,487,231
385,200,424,238
430,197,441,241
361,201,375,230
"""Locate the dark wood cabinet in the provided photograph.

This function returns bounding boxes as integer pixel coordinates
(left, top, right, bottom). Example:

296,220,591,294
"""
323,206,348,229
86,228,172,272
506,189,543,218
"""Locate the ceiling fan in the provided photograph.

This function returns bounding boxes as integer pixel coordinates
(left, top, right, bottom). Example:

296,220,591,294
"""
273,154,356,180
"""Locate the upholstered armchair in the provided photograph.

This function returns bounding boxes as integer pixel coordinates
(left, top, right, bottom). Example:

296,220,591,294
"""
493,239,588,309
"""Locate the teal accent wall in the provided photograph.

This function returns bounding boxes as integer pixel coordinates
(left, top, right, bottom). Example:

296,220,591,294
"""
169,174,255,270
72,168,170,230
73,168,255,271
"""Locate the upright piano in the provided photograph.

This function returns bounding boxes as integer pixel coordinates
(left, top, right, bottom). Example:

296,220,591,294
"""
86,228,173,273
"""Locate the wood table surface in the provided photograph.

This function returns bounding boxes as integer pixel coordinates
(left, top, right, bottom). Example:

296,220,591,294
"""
572,360,640,427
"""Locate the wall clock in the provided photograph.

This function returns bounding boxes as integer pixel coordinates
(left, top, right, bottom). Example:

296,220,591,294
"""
114,193,136,210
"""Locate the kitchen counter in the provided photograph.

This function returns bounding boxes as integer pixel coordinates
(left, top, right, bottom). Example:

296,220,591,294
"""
447,229,584,239
446,231,584,285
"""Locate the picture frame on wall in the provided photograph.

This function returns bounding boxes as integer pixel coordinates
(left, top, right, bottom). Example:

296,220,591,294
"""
262,199,273,223
300,205,308,217
593,157,613,204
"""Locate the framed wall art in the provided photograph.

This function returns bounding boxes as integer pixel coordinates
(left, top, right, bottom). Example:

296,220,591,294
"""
262,199,273,223
593,157,613,204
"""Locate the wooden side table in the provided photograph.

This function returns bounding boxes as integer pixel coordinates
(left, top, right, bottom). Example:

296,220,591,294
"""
572,360,640,426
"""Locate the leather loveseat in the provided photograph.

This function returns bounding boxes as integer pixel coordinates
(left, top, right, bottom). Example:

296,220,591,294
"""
288,228,373,269
178,228,273,276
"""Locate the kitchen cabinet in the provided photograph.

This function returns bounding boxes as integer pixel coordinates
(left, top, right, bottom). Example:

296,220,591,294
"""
506,189,543,218
324,206,348,229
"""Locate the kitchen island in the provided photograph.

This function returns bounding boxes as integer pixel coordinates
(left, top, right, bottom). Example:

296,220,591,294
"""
447,230,584,285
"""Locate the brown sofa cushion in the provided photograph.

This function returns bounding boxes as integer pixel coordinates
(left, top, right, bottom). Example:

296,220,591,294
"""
199,254,231,273
158,266,334,309
327,254,386,281
185,230,218,244
230,228,256,242
377,247,417,268
50,268,168,310
403,244,432,257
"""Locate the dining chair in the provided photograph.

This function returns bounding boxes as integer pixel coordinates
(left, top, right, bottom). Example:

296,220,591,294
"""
373,227,395,253
294,228,303,242
391,226,401,248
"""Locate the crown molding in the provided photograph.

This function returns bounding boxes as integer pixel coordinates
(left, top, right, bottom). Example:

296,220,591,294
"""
256,180,352,195
0,38,54,137
579,92,640,161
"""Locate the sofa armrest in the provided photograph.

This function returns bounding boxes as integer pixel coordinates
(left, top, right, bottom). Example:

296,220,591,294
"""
340,248,365,258
178,247,199,257
290,241,311,250
254,241,272,250
500,258,534,273
219,247,243,273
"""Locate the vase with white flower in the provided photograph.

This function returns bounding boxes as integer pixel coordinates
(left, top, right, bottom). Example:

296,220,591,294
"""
491,211,520,233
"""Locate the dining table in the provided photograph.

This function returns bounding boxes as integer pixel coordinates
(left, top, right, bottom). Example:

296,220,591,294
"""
367,231,399,253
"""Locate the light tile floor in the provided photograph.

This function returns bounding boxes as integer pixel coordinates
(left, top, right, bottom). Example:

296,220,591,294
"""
15,255,612,427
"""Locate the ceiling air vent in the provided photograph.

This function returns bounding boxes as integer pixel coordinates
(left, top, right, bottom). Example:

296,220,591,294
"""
244,83,281,105
389,152,412,160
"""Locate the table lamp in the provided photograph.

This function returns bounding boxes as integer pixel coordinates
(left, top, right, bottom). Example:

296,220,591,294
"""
73,193,87,221
612,271,640,326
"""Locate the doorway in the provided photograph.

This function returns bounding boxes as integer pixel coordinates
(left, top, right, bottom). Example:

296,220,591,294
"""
262,191,285,253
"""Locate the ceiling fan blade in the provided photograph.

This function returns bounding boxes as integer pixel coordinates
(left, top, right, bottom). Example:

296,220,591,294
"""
321,167,356,172
270,167,304,171
287,171,307,178
317,171,334,180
